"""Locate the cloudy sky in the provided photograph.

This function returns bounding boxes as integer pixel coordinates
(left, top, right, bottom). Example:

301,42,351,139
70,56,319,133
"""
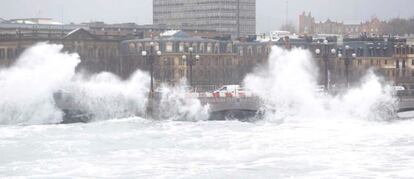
1,0,413,33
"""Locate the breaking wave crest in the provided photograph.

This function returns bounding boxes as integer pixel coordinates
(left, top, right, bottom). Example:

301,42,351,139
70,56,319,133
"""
0,43,209,125
154,80,210,121
0,43,79,125
244,46,398,123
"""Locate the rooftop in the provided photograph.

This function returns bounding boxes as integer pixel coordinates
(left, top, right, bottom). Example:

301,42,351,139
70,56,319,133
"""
8,18,63,25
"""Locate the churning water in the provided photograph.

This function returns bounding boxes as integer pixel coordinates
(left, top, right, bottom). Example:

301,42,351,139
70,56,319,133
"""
1,43,414,178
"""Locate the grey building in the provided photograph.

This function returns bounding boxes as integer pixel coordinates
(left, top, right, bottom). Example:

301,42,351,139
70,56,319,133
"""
153,0,256,38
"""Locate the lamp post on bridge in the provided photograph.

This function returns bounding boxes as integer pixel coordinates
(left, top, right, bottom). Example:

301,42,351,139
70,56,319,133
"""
394,44,408,85
338,45,357,88
182,47,200,88
315,40,337,91
142,42,162,93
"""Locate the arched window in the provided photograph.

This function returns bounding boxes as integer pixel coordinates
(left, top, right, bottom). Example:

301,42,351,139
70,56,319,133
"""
154,42,160,51
248,46,253,56
129,43,136,53
192,43,198,53
207,43,212,53
179,42,185,52
165,42,173,52
199,43,205,53
214,43,220,54
137,43,143,53
226,43,233,53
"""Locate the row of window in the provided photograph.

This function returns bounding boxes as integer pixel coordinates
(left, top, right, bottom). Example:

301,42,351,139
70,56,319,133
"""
136,56,260,67
0,48,16,60
336,58,414,69
128,42,270,56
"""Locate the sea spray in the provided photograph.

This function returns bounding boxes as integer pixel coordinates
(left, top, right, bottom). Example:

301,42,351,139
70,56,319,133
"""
0,43,209,124
0,43,151,124
66,70,151,121
155,80,210,121
244,46,397,122
244,47,321,121
0,43,80,125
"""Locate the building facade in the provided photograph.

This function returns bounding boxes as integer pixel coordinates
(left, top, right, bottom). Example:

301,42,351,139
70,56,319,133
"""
311,37,414,88
299,12,315,35
153,0,256,38
2,23,414,91
0,28,121,75
120,30,269,90
299,12,386,36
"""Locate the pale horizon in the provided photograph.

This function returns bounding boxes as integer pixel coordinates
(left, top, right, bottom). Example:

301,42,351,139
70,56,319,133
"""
1,0,413,33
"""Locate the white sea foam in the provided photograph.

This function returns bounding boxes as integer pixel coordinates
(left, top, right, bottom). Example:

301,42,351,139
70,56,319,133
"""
244,46,397,122
0,43,208,124
0,43,79,124
155,80,210,121
0,44,413,178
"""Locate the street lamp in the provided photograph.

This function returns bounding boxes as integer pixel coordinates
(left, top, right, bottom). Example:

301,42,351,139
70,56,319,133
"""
338,45,357,88
315,40,337,91
394,43,408,85
142,42,162,93
182,46,200,87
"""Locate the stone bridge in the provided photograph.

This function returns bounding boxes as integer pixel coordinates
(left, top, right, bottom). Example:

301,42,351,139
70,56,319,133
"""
54,91,264,123
398,97,414,112
199,96,263,120
54,90,414,123
146,94,263,120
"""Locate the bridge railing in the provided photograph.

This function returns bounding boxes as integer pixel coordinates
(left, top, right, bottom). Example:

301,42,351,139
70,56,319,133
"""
397,90,414,98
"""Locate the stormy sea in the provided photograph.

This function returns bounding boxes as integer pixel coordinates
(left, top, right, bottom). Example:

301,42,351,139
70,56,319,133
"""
1,43,413,178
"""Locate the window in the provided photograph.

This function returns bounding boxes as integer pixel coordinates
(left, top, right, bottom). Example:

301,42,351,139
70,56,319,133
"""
129,43,135,53
136,43,143,53
207,43,212,53
156,43,161,51
247,47,253,56
98,49,105,59
88,47,95,58
6,48,14,59
411,59,414,66
199,43,205,53
0,49,4,60
192,44,198,53
179,43,184,52
226,43,232,53
166,42,173,52
385,60,388,65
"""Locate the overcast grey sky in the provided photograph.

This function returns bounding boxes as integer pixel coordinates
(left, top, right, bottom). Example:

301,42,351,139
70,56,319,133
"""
1,0,413,33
